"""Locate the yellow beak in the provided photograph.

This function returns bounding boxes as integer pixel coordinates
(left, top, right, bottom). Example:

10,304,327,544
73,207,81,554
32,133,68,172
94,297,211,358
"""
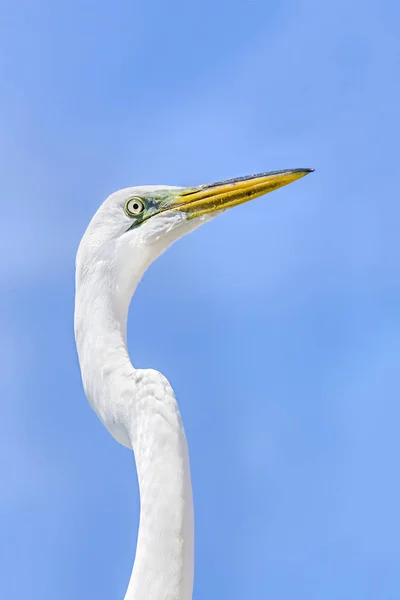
172,168,314,218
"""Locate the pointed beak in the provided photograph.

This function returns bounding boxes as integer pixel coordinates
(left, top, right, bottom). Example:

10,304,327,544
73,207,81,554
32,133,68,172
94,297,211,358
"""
170,168,314,218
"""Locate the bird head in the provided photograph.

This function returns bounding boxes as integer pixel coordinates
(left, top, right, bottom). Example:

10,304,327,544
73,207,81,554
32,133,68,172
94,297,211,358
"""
77,168,313,303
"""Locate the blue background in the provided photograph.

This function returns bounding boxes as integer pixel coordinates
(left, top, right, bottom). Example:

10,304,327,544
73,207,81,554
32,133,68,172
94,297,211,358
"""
1,0,399,598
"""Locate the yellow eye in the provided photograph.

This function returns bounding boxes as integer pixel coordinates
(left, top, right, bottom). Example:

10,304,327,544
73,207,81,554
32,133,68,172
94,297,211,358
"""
125,197,144,216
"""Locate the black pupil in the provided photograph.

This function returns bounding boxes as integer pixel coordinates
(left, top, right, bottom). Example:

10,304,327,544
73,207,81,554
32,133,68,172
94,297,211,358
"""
133,202,139,210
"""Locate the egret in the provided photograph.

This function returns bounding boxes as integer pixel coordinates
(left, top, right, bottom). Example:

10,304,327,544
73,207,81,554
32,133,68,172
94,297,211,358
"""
74,168,313,599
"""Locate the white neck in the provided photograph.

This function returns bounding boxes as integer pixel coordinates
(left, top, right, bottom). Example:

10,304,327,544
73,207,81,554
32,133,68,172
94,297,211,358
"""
74,256,194,600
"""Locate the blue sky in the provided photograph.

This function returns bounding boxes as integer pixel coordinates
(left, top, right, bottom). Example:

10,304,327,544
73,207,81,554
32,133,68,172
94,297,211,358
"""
1,0,400,597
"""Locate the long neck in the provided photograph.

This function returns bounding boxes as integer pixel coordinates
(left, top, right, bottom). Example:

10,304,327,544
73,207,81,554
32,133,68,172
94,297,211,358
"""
75,260,194,600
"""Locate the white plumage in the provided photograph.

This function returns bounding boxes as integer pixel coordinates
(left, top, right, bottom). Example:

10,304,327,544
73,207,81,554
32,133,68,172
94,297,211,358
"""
74,169,313,599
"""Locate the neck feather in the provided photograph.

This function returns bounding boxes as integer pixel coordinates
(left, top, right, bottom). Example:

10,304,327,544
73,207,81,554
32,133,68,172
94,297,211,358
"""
74,256,194,600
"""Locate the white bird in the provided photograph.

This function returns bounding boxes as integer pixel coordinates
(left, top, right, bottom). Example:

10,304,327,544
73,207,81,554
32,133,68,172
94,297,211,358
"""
74,168,313,600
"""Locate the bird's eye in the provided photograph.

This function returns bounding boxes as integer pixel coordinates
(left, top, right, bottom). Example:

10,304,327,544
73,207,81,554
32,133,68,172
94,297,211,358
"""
125,197,144,217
